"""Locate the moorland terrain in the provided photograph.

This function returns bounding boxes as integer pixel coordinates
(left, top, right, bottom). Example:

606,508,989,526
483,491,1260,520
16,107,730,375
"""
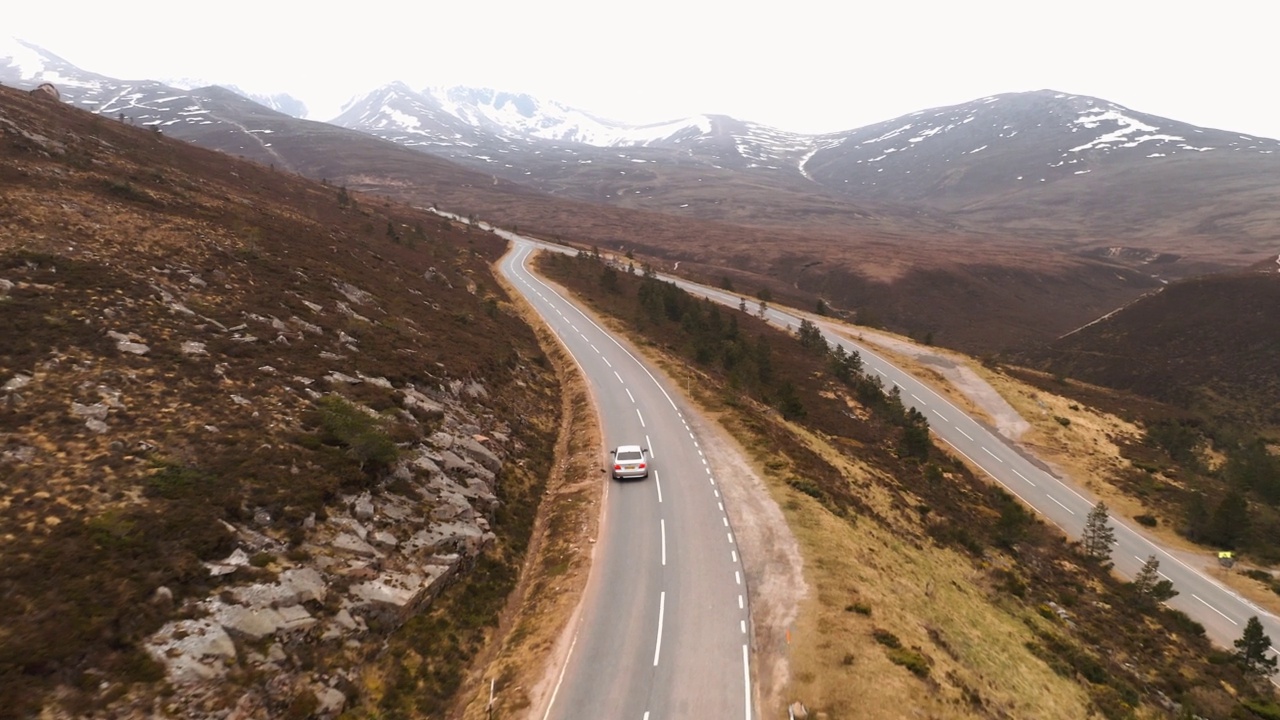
4,47,1280,720
0,84,568,718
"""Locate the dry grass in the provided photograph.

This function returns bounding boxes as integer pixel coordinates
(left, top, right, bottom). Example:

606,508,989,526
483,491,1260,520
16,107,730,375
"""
778,486,1094,719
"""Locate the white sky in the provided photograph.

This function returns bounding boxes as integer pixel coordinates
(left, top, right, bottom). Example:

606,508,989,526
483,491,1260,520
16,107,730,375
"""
6,0,1278,139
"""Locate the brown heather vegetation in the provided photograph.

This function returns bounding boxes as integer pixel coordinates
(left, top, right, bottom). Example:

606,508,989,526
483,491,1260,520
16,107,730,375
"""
172,98,1170,357
1019,270,1280,432
0,86,561,716
536,250,1280,719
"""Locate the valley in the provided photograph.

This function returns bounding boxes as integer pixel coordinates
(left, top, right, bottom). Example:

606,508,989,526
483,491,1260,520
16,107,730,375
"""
3,34,1280,720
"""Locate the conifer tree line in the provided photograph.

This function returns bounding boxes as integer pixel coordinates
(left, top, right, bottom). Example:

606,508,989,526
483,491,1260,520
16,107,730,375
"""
547,251,933,456
1145,418,1280,562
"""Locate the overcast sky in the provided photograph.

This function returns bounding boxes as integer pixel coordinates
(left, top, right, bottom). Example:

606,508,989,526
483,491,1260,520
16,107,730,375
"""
6,1,1278,139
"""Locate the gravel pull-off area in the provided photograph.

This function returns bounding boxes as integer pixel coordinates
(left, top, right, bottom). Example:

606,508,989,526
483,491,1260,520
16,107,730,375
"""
836,326,1031,440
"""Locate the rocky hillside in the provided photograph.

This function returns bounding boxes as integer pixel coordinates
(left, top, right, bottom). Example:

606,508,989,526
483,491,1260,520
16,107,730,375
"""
0,84,561,718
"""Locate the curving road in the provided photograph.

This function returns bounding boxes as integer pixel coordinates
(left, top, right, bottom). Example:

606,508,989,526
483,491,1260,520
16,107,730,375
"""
664,278,1280,680
470,208,1277,708
498,241,754,719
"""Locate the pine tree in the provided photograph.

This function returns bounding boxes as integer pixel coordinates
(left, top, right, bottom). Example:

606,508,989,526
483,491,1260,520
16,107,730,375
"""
1133,555,1159,594
1081,501,1116,563
1234,616,1278,676
1131,555,1178,605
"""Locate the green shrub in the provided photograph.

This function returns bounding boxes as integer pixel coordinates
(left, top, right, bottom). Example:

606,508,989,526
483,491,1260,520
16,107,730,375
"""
1243,569,1273,583
1239,697,1280,719
1164,609,1206,637
887,647,930,678
1134,514,1158,527
314,395,400,470
144,462,211,500
872,629,901,648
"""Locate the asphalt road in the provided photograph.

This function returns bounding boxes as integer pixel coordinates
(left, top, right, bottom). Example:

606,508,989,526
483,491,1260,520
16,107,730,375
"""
464,208,1278,703
663,279,1280,679
498,242,754,720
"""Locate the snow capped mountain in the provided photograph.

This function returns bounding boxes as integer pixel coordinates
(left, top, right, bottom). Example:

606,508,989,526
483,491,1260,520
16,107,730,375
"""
334,83,1280,200
4,35,1279,259
332,82,752,150
800,90,1280,204
1,36,117,93
163,77,308,118
331,81,492,150
1,38,306,123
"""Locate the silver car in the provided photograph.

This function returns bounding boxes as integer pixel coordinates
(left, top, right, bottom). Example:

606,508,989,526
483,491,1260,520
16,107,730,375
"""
611,445,650,480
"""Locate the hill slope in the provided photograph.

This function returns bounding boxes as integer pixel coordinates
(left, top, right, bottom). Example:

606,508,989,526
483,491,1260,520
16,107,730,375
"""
0,84,560,717
7,41,1273,357
1018,261,1280,429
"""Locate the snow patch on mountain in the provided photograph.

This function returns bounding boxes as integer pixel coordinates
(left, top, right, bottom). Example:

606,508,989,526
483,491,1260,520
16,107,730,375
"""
0,35,100,90
0,36,44,79
1068,109,1187,152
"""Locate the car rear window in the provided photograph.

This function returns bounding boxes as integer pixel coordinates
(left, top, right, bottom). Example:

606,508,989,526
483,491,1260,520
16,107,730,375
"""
617,451,643,462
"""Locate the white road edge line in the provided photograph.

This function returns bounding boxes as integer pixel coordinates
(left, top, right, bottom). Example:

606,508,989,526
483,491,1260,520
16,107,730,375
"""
742,645,753,720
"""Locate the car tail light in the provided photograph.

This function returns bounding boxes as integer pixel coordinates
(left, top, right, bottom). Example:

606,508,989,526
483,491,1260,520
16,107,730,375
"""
638,463,646,469
614,464,622,471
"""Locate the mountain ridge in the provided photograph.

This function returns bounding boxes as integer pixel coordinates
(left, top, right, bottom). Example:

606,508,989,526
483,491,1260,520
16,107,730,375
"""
6,37,1279,356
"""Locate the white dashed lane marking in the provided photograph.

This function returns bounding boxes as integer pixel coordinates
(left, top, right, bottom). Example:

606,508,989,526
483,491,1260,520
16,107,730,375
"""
957,428,974,441
982,447,1003,462
1047,495,1075,515
1193,594,1238,624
